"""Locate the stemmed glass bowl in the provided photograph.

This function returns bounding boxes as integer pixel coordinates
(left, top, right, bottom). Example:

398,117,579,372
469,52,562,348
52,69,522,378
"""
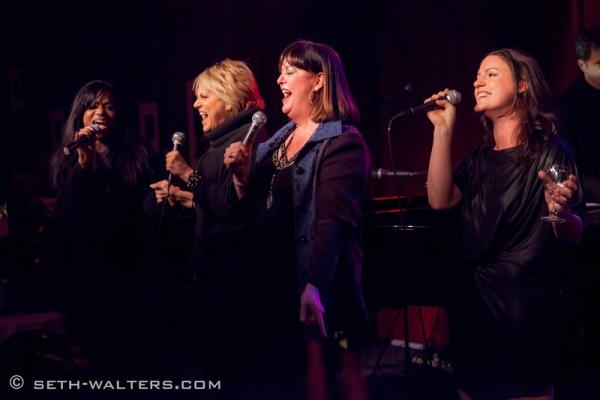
540,164,572,223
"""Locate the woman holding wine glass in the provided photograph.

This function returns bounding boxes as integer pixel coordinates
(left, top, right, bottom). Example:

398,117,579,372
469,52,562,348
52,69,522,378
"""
540,164,573,223
426,49,584,400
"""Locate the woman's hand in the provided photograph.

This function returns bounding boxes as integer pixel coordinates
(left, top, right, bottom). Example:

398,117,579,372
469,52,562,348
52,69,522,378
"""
425,89,456,131
150,179,175,206
538,169,583,246
224,142,252,200
538,170,578,215
425,89,462,210
74,125,99,168
223,141,251,184
300,283,327,338
150,180,194,208
166,151,193,181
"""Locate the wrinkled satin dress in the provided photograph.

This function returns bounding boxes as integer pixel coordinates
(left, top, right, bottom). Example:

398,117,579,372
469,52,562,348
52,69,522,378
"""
448,140,583,399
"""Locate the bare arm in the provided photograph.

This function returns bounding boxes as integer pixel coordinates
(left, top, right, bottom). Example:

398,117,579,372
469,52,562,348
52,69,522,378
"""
425,90,462,210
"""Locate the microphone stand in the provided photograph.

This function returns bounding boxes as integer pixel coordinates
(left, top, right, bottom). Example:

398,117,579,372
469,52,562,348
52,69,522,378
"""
370,115,432,380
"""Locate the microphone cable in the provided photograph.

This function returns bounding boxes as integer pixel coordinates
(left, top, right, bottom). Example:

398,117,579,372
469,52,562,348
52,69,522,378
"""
157,132,187,240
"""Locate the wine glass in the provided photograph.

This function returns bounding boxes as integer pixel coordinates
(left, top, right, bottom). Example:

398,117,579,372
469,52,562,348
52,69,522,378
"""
540,164,572,223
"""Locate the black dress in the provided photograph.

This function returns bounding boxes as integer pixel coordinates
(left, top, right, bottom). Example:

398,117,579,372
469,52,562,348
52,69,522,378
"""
244,155,306,399
448,140,583,398
142,108,269,388
56,154,159,384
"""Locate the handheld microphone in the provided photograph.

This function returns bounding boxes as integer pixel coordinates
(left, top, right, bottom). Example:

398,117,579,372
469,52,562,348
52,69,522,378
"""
242,111,267,146
171,131,186,151
158,132,187,233
63,124,100,155
392,90,462,119
167,132,187,189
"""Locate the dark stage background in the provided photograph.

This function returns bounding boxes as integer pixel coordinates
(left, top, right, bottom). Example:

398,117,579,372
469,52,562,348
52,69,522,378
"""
1,0,600,199
2,2,600,397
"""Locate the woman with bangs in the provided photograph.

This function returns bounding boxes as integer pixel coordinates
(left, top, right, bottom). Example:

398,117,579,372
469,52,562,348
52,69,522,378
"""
50,80,159,386
426,49,584,399
225,40,370,400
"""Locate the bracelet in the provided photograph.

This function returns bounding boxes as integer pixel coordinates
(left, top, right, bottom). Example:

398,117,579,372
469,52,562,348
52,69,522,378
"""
232,174,244,187
187,171,200,190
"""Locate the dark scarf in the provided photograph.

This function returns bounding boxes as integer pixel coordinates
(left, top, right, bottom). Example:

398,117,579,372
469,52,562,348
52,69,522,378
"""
204,107,260,149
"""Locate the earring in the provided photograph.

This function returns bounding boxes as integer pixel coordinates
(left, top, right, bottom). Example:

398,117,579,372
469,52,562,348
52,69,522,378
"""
309,89,316,106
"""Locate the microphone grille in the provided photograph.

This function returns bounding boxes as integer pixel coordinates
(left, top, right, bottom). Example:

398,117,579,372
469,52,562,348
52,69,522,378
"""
252,111,267,125
446,90,462,106
172,131,186,144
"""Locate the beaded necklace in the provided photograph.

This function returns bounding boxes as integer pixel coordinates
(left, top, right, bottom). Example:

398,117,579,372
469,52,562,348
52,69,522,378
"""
266,126,317,209
267,131,295,209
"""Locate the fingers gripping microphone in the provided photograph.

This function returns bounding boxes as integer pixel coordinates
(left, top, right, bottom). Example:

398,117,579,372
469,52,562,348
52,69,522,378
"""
242,111,267,146
393,90,462,119
63,124,100,155
158,132,186,231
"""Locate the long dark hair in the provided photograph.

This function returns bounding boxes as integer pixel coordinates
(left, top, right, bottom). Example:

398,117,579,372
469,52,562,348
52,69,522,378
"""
279,40,360,125
479,48,557,163
50,80,151,189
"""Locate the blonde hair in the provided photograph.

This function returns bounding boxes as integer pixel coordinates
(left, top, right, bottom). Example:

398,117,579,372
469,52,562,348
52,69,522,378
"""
193,59,265,114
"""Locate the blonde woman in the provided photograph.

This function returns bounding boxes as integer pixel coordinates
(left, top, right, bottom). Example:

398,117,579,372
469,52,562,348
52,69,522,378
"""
147,59,268,392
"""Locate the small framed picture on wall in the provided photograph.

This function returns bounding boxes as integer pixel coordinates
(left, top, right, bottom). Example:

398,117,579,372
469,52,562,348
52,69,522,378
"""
139,102,160,154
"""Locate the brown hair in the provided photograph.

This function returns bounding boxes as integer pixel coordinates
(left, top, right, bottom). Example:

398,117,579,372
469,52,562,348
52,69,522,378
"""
279,40,359,125
479,48,557,163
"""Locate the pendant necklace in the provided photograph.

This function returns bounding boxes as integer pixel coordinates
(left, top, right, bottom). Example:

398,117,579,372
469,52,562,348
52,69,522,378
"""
267,130,297,209
266,126,317,209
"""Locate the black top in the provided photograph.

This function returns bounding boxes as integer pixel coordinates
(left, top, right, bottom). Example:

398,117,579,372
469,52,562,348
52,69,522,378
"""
56,153,156,275
243,122,372,343
189,107,268,273
453,140,583,274
142,107,268,275
248,155,297,321
447,139,584,397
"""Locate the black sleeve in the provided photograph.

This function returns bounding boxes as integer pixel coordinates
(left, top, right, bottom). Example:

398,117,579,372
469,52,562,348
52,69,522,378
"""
308,129,371,292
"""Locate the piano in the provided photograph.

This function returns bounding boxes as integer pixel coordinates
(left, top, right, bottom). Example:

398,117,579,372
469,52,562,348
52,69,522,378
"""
361,197,600,317
361,196,456,311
